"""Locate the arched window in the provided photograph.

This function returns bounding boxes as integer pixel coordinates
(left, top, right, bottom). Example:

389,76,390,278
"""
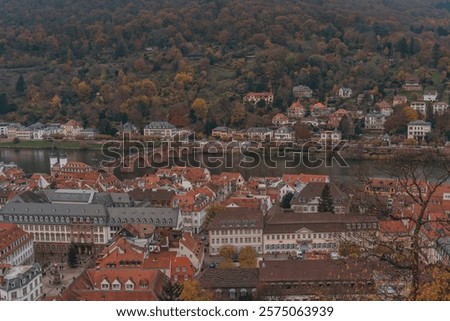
229,289,236,299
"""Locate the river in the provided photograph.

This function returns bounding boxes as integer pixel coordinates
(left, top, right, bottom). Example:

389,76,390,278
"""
0,147,386,183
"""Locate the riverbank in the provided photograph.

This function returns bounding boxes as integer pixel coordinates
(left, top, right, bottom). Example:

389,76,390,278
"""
0,140,104,150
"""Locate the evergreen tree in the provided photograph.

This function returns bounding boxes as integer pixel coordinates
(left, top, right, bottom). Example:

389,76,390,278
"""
68,245,78,268
396,38,408,57
432,44,441,68
158,280,183,301
281,192,294,209
318,184,334,213
338,115,352,139
0,93,16,114
15,75,25,94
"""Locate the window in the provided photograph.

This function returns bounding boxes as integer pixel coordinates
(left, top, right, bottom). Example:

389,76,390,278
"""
229,289,236,299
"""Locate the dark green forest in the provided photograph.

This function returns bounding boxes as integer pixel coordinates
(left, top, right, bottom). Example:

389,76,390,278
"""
0,0,449,135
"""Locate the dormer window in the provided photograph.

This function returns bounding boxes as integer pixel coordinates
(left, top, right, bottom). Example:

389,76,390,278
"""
125,280,134,291
112,280,121,290
101,280,110,290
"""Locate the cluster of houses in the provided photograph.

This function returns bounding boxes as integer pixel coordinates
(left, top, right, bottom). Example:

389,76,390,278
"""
0,153,449,300
0,120,98,140
236,80,448,144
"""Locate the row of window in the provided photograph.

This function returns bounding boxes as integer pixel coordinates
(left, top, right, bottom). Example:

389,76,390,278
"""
211,237,261,244
1,215,104,224
265,232,339,241
32,232,104,243
210,246,262,254
21,224,104,233
210,229,261,236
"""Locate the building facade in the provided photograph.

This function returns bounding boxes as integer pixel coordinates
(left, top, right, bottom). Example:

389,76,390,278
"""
208,208,264,255
0,223,34,265
407,120,431,141
0,263,43,301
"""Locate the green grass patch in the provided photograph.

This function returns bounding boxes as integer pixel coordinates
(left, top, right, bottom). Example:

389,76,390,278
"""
431,71,441,85
0,140,103,150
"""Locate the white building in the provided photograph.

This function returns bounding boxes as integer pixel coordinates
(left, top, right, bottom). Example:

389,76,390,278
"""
320,130,342,144
338,87,352,98
243,92,274,104
365,112,386,130
262,209,378,255
0,223,34,266
0,263,43,301
178,232,205,273
423,90,438,102
0,123,8,137
208,208,264,256
432,102,449,115
410,101,427,115
247,127,272,141
407,120,431,141
61,119,83,138
273,126,295,142
143,121,176,140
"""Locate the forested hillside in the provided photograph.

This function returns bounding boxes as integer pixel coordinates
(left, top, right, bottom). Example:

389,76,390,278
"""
0,0,449,135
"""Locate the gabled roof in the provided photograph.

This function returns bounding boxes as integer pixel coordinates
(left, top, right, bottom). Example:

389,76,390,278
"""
290,182,346,204
64,119,82,128
208,207,264,230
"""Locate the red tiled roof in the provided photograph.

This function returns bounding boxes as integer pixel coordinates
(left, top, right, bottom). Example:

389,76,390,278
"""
64,119,82,128
379,220,409,234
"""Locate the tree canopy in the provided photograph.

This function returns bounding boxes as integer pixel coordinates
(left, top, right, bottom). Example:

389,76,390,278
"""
0,0,449,130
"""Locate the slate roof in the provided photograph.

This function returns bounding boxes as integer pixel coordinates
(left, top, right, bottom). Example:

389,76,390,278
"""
259,260,374,282
108,207,180,228
197,268,259,289
207,207,264,230
144,122,176,129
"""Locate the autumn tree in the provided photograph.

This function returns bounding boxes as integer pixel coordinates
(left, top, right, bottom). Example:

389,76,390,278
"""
50,95,62,108
77,81,92,102
158,280,183,301
180,280,212,301
219,245,237,269
416,266,450,301
191,98,208,122
230,102,247,127
201,204,223,231
351,151,450,300
238,246,257,268
338,115,353,139
294,123,311,141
